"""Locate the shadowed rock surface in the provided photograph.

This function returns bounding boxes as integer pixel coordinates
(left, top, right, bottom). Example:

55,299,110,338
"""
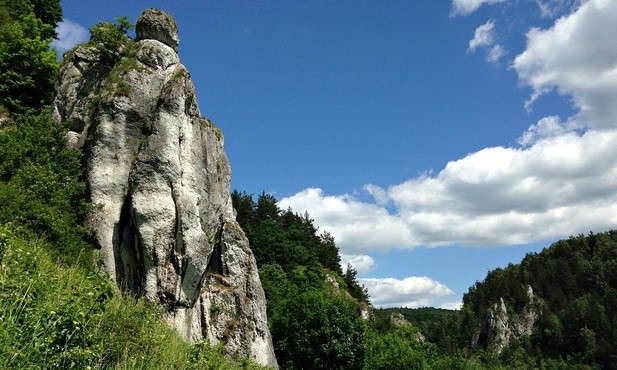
53,8,277,367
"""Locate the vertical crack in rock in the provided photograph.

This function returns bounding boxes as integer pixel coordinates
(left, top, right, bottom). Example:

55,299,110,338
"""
114,192,144,295
53,8,277,368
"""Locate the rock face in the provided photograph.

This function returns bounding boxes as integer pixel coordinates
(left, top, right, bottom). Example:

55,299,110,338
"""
472,285,539,355
53,9,277,368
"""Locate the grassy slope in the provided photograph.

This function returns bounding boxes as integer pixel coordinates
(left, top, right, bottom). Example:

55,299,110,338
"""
0,226,265,369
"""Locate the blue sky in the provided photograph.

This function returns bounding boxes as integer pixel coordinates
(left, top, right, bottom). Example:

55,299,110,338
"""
55,0,617,309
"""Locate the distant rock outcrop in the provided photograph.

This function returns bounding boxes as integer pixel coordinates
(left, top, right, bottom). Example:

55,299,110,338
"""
53,8,277,367
472,285,539,355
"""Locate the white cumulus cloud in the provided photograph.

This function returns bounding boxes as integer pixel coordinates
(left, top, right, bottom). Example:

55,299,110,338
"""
341,254,375,274
279,188,414,254
282,128,617,252
517,115,577,146
360,277,454,308
51,19,89,55
439,301,463,310
487,44,506,63
535,0,583,18
281,0,617,256
513,0,617,129
451,0,507,16
468,21,506,64
468,21,496,53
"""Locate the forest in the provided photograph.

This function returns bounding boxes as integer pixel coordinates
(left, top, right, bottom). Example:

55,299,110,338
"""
1,1,615,368
233,191,617,369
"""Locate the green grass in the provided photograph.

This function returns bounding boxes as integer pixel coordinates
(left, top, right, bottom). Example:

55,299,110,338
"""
0,225,267,369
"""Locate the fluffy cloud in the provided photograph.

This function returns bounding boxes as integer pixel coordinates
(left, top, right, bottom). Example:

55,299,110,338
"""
360,277,454,308
279,188,414,254
486,44,506,63
439,301,463,310
341,254,375,274
282,128,617,252
51,19,89,55
517,115,578,146
468,21,506,63
513,0,617,129
281,0,617,255
451,0,506,16
468,21,496,53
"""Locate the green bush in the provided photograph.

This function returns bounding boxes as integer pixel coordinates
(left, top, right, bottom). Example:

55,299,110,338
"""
270,289,365,370
88,16,133,62
0,109,91,266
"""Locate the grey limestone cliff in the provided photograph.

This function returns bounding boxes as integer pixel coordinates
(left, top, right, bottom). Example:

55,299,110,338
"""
53,9,277,367
472,285,540,355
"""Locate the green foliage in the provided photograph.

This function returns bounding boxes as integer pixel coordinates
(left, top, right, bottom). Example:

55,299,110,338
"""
0,227,266,369
30,0,62,38
261,261,369,369
460,231,617,367
366,232,617,369
232,191,368,369
363,326,428,370
0,109,91,265
0,0,59,114
377,307,462,354
88,16,134,62
363,319,488,370
271,289,365,370
344,263,370,302
232,191,345,278
1,0,61,38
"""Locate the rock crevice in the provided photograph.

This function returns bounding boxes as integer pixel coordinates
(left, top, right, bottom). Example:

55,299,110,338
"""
53,8,277,367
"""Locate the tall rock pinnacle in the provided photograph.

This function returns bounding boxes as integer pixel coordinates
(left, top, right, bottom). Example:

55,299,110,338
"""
53,8,277,367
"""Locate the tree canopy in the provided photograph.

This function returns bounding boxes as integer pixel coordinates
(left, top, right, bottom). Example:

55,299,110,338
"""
232,191,370,369
461,231,617,367
0,0,60,114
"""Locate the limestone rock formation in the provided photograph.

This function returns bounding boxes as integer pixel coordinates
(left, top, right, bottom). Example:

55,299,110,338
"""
53,9,277,367
472,285,539,355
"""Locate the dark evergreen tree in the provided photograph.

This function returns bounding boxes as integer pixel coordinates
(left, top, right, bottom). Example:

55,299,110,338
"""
344,263,370,302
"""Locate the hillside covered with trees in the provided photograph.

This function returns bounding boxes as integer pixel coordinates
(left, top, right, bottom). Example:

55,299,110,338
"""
231,190,617,369
373,231,617,369
460,231,617,368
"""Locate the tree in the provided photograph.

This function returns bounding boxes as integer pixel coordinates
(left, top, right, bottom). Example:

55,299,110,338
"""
0,109,90,264
1,0,61,38
31,0,62,38
316,231,343,274
271,289,365,370
231,190,255,230
231,190,370,369
460,231,617,367
88,16,133,62
0,0,60,114
255,192,279,222
363,327,427,370
344,263,370,302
